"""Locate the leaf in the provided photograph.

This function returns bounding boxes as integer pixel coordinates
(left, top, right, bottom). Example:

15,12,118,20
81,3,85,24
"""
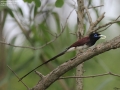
23,0,32,3
7,8,14,17
18,7,23,16
34,0,41,8
55,0,64,7
117,22,120,26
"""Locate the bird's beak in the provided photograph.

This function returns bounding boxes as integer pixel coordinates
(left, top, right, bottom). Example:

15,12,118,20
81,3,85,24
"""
99,35,106,39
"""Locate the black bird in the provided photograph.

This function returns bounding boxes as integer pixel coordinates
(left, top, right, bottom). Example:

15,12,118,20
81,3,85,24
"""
19,32,106,81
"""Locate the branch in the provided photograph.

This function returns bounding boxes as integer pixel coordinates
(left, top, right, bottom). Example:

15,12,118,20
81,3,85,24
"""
7,65,30,90
0,8,75,50
87,12,105,35
95,20,120,31
88,5,104,9
96,15,120,32
76,0,84,90
59,72,120,79
85,7,93,24
32,34,120,90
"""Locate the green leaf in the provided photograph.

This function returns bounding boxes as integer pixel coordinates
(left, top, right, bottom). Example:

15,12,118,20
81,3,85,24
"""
18,7,23,16
23,0,32,3
55,0,64,7
34,0,41,7
7,8,14,17
117,22,120,26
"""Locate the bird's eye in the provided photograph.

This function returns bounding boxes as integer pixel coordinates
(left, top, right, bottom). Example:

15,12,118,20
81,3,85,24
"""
94,34,98,37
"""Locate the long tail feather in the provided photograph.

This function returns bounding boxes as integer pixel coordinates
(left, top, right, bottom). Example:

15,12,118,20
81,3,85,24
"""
18,48,68,81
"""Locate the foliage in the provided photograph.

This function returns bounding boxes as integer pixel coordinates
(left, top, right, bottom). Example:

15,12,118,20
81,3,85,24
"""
0,0,120,90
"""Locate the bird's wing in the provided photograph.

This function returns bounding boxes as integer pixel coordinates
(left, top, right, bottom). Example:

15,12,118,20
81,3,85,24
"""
19,37,90,81
68,37,90,48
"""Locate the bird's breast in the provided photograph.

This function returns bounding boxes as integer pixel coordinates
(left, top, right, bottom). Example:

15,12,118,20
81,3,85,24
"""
67,44,88,52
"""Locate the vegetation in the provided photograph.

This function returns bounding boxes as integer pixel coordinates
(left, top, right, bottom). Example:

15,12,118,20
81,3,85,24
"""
0,0,120,90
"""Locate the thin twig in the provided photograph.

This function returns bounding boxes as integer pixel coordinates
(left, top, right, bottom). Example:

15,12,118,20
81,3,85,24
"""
7,65,30,90
95,20,120,32
97,15,120,32
88,5,104,9
59,72,120,79
87,12,105,35
85,7,93,24
93,12,105,27
35,71,45,79
0,8,75,50
62,6,75,31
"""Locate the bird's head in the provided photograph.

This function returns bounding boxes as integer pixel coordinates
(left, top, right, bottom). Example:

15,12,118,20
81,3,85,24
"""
89,32,106,45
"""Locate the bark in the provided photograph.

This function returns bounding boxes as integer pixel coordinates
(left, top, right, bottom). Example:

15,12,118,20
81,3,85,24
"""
32,35,120,90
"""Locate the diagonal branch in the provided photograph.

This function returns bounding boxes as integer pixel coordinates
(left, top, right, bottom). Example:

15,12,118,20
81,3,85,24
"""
59,72,120,79
87,12,105,35
32,35,120,90
85,7,93,24
7,65,30,90
95,20,120,31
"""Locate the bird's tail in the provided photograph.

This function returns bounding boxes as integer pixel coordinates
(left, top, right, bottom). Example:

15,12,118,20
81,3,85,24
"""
18,48,68,81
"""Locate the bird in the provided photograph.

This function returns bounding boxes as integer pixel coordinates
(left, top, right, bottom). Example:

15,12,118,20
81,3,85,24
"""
19,32,106,81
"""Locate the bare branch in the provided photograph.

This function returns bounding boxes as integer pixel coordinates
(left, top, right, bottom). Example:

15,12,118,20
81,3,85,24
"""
95,20,120,32
76,0,84,90
32,34,120,90
97,15,120,32
85,7,93,24
35,71,45,79
59,72,120,79
93,12,105,28
7,65,30,90
87,12,105,35
0,8,75,51
88,5,104,9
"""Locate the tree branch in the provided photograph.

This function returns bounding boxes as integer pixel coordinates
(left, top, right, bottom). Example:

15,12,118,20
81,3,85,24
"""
32,34,120,90
7,65,29,90
59,72,120,79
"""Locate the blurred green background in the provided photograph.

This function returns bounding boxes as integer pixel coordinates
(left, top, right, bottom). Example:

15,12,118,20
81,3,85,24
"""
0,0,120,90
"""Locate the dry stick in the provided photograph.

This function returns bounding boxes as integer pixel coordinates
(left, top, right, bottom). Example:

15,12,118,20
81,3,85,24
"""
95,20,120,31
0,9,75,51
76,0,84,90
18,8,75,81
85,7,93,24
0,33,62,50
93,12,105,28
32,35,120,90
87,12,105,35
59,72,120,79
97,15,120,32
7,65,30,90
35,71,45,79
88,5,104,9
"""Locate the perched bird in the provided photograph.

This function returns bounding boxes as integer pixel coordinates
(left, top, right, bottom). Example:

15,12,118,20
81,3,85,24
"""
19,32,106,81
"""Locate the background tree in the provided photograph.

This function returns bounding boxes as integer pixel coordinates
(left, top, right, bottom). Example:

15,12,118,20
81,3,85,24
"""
0,0,120,90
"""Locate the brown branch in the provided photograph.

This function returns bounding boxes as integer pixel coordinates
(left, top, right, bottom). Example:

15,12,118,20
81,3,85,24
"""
32,34,120,90
93,12,105,27
59,72,120,79
0,8,75,50
87,12,105,35
35,71,45,79
95,20,120,31
7,65,30,90
88,5,104,9
85,7,93,24
97,15,120,32
76,0,84,90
